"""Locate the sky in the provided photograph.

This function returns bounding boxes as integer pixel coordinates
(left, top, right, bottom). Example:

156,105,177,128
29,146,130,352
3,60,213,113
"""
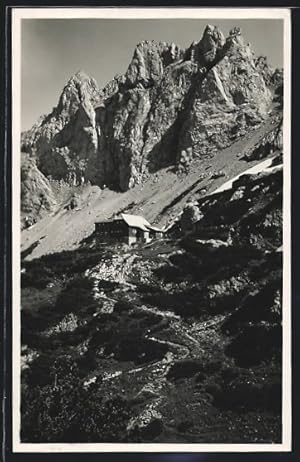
21,18,284,131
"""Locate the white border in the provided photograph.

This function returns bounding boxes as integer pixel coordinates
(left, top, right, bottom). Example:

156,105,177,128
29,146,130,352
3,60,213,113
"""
12,7,292,453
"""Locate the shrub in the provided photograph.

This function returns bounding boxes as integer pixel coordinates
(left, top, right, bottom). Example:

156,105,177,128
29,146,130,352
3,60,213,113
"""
55,278,95,314
21,267,54,289
225,324,282,367
98,280,119,291
24,249,106,279
213,368,282,413
167,359,204,381
181,203,203,231
222,281,282,334
81,395,131,442
114,337,168,364
21,355,132,442
113,300,132,313
25,353,56,387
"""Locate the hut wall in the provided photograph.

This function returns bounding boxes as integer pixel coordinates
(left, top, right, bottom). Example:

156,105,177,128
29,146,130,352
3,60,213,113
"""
95,220,129,242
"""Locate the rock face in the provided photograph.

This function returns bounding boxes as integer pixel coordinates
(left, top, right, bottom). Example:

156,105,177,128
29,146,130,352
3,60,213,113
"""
22,71,101,184
22,25,282,195
21,155,57,229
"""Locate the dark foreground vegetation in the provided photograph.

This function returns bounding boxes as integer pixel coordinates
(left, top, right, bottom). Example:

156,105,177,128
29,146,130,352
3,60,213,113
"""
21,168,283,443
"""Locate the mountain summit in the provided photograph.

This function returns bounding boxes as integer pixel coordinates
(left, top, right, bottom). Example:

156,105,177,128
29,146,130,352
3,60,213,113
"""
21,25,282,228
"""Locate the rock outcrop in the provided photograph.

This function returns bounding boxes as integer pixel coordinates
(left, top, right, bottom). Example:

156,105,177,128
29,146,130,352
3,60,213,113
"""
22,24,281,199
21,155,57,229
22,71,101,184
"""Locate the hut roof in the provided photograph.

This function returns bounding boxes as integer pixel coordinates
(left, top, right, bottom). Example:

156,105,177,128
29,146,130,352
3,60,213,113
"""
121,213,150,231
122,214,164,232
95,214,164,232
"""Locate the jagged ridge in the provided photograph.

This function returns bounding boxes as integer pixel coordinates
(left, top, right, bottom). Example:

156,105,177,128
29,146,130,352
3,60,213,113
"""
21,24,283,218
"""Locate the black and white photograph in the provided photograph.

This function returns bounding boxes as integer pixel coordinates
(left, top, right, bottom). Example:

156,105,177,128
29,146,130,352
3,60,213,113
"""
12,7,291,452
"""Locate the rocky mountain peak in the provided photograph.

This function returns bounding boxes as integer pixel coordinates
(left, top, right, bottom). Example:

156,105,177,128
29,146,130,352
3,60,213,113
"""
21,23,281,200
185,24,225,67
56,70,100,117
198,24,226,59
73,69,92,81
228,26,243,42
254,55,283,89
125,39,183,87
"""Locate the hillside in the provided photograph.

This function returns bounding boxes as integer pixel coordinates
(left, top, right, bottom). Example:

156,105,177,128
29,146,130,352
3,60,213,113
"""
21,160,283,443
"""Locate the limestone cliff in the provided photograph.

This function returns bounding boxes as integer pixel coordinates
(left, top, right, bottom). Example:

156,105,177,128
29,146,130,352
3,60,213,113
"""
21,155,57,229
21,25,282,197
22,71,100,183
